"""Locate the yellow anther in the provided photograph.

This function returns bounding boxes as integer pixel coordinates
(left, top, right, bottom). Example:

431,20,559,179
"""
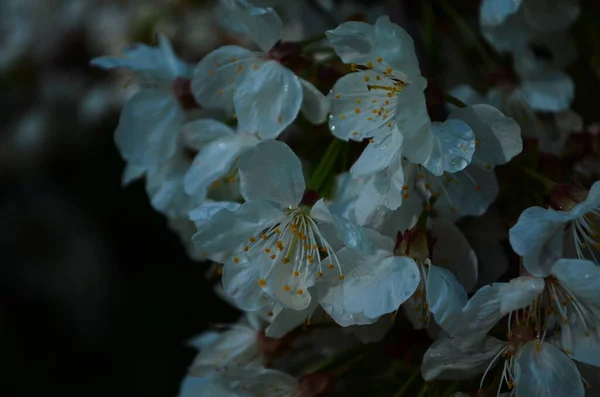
339,275,345,280
243,246,249,251
262,233,268,240
282,257,290,264
403,193,409,199
376,75,381,81
259,279,267,286
356,98,362,104
296,289,304,295
335,93,341,99
270,254,276,259
328,264,334,269
377,57,383,63
236,65,244,73
304,244,310,250
231,57,238,62
320,247,328,252
264,248,271,253
284,285,291,291
352,131,359,136
276,241,284,250
317,272,323,277
307,255,314,264
369,139,375,143
402,185,408,191
293,271,300,277
249,237,256,243
252,64,259,70
433,192,441,198
364,76,370,82
233,257,240,263
217,89,224,96
340,115,346,119
354,108,361,114
366,62,374,69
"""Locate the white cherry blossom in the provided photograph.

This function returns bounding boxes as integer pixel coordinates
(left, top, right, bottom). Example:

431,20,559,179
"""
327,16,476,176
191,140,376,316
191,0,329,140
91,34,193,167
509,181,600,274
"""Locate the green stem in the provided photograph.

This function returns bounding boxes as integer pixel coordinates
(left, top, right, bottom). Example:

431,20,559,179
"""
416,196,438,230
307,139,343,193
444,94,468,108
522,167,558,192
298,33,327,48
394,368,421,397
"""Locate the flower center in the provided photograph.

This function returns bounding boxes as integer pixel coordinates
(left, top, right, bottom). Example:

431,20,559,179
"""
240,208,342,295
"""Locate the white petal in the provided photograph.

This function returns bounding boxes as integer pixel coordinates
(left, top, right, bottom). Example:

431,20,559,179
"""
184,135,256,197
90,35,190,81
178,375,234,397
427,265,468,333
449,104,522,166
552,259,600,308
479,0,522,26
569,180,600,219
328,70,398,142
424,118,475,175
561,320,600,368
234,61,302,139
146,153,195,217
431,219,478,292
122,163,146,186
350,129,403,177
518,70,575,112
223,250,272,311
192,200,281,255
265,259,315,311
372,16,421,78
499,276,545,313
523,0,580,33
300,78,330,124
223,0,283,52
514,341,584,397
115,90,183,166
310,199,374,253
509,206,567,277
325,20,377,65
238,140,305,207
421,336,506,381
191,45,258,113
181,119,236,151
342,253,420,319
395,80,436,167
189,200,240,226
265,298,319,338
319,281,379,327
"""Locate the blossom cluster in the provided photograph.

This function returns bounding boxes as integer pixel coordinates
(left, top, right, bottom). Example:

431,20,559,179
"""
92,0,600,395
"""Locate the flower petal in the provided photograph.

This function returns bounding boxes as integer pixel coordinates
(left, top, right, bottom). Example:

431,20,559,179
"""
300,78,330,124
184,134,258,197
424,118,475,175
341,252,420,319
518,70,575,113
146,153,196,217
479,0,522,26
181,119,236,151
421,336,506,381
238,140,305,207
431,219,478,292
514,341,584,397
523,0,580,33
310,199,374,253
122,163,146,186
192,200,281,256
372,16,421,78
328,69,398,142
509,206,567,277
560,319,600,368
427,265,468,333
325,21,377,65
449,104,522,166
234,61,302,139
552,259,600,308
223,250,272,311
90,34,190,80
265,298,320,338
350,129,403,177
222,0,283,52
191,45,259,113
115,89,183,166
